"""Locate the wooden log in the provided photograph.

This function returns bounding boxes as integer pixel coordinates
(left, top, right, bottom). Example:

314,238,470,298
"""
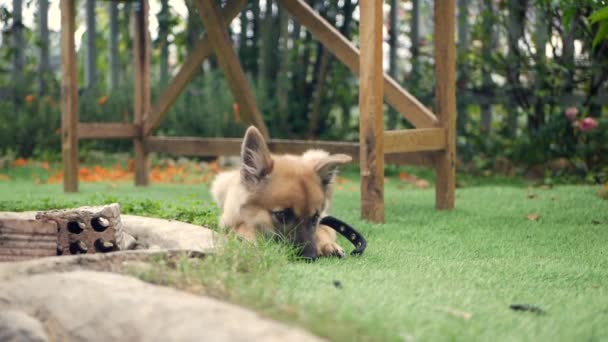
434,0,457,210
36,203,124,255
78,123,139,139
277,0,438,129
0,218,58,262
383,128,446,154
194,0,270,139
133,0,150,186
358,1,384,222
60,0,79,193
144,0,247,136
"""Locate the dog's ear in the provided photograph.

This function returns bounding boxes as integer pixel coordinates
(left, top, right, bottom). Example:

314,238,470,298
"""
241,126,273,184
314,154,352,188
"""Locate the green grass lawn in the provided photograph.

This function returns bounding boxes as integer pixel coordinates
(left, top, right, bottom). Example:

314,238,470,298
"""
1,175,607,341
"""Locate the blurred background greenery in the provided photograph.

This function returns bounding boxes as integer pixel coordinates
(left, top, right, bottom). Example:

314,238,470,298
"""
0,0,606,182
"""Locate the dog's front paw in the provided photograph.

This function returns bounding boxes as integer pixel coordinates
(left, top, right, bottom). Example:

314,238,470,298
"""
318,242,345,258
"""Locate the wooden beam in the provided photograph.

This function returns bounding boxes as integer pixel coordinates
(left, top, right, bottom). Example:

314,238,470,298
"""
145,136,433,167
277,0,438,129
194,0,270,139
60,0,78,193
146,137,358,158
144,0,246,136
358,1,384,223
383,128,446,154
133,0,150,186
434,0,457,210
78,123,139,139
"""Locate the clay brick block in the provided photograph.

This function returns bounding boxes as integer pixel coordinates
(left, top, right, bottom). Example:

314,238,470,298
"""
37,203,124,256
0,218,58,262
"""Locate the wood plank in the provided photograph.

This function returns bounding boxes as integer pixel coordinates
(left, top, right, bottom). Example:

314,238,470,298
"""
146,136,434,167
144,0,247,136
78,123,139,139
278,0,438,129
434,0,457,210
194,0,269,139
133,0,150,186
358,1,384,222
60,0,79,193
383,128,446,154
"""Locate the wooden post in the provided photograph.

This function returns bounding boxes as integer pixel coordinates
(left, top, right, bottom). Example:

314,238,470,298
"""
359,1,384,222
434,0,457,209
133,0,150,186
60,0,78,193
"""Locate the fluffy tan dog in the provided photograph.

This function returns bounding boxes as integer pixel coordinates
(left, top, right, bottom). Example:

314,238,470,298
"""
211,126,352,259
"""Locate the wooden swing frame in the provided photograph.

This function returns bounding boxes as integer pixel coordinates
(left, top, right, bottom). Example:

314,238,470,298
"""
60,0,456,222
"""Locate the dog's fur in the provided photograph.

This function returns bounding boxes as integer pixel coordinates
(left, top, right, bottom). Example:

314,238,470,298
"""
211,126,351,259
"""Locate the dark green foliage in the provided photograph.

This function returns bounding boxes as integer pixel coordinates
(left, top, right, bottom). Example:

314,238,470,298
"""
0,0,606,181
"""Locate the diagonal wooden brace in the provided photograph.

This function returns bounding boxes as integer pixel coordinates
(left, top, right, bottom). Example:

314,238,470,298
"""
278,0,438,129
144,0,247,136
194,0,270,139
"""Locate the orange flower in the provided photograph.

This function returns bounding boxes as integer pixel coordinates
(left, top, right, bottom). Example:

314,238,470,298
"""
41,161,50,170
13,158,28,167
25,94,35,103
98,95,109,106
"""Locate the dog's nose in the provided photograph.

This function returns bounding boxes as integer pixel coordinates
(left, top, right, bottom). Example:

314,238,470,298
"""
299,244,317,261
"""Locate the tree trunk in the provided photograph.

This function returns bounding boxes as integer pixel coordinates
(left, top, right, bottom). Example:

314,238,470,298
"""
456,0,470,135
12,0,24,102
387,0,399,130
158,0,170,86
38,0,50,95
251,0,260,78
85,0,98,90
307,0,356,138
530,5,548,133
121,2,132,83
276,8,290,134
257,0,274,97
108,2,120,90
505,0,528,137
560,7,578,95
480,0,495,133
238,5,249,67
410,0,420,80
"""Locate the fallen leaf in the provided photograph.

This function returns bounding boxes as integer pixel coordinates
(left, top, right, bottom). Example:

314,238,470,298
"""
436,307,472,320
527,193,538,199
526,213,540,221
